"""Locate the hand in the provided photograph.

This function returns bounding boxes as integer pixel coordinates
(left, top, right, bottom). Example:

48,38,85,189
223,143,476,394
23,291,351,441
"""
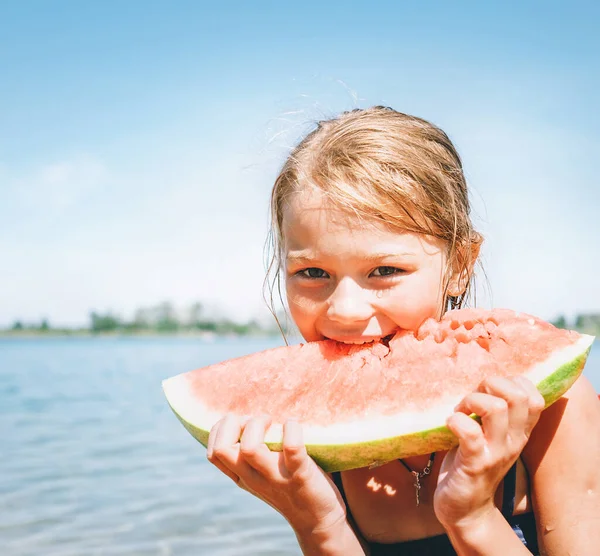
434,376,545,528
207,415,346,534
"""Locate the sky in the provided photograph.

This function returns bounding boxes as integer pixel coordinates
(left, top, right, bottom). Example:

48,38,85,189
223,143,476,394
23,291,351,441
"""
1,1,599,327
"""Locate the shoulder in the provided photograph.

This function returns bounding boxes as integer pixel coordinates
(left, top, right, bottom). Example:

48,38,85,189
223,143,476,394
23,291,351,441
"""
523,374,600,470
522,375,600,551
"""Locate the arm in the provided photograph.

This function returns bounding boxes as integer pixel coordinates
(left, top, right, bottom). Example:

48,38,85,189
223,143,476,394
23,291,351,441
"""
293,515,367,556
444,506,532,555
207,415,367,555
522,375,600,554
434,375,546,554
436,374,600,555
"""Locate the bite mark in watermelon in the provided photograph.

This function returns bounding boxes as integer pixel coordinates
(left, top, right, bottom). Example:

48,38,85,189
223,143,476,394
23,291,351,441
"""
163,309,595,472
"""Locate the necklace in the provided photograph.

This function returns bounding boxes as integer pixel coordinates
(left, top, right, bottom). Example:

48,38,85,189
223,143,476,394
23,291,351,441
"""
399,453,436,506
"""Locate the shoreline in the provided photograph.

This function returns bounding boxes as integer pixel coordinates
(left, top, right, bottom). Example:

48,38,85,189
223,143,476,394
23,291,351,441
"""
0,330,284,340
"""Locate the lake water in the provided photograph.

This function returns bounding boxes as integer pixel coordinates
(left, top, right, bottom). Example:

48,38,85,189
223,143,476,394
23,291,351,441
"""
1,337,599,555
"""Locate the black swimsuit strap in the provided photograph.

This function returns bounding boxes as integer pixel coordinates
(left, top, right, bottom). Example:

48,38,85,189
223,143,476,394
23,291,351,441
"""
501,461,518,518
332,470,347,504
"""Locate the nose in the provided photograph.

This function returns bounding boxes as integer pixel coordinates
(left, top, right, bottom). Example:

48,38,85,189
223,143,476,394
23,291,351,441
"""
326,277,373,324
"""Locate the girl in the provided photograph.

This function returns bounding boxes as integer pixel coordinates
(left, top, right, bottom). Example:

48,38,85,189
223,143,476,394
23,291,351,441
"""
207,107,600,554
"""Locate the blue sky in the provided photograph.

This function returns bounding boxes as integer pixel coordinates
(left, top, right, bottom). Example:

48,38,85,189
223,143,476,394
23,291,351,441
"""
1,1,599,327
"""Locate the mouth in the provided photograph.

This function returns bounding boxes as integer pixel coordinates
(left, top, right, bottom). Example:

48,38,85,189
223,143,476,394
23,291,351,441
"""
324,332,397,346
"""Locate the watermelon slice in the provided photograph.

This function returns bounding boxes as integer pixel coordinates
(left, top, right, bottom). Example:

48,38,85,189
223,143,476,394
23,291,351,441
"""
163,309,594,472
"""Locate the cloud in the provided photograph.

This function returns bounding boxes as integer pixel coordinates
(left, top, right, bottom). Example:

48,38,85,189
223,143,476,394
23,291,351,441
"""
2,154,108,226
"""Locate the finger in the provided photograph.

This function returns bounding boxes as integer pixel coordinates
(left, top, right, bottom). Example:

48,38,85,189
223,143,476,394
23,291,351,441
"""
240,415,275,476
512,375,546,428
446,412,486,460
206,418,241,484
211,414,243,467
211,415,259,483
281,419,310,478
455,392,508,446
479,377,529,439
210,453,242,484
206,418,222,460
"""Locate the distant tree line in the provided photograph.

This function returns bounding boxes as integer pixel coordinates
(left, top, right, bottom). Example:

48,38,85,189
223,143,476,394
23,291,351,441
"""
551,313,600,335
5,301,287,336
5,306,598,337
10,319,51,332
88,301,272,335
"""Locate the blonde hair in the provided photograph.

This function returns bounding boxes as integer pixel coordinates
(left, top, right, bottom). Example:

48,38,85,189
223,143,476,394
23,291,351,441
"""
265,106,483,328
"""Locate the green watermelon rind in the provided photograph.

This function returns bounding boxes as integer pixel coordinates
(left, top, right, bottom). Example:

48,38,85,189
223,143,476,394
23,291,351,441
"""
163,335,594,473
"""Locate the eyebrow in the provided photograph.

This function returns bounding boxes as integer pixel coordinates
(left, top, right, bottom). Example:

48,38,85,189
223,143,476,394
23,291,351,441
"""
286,251,417,264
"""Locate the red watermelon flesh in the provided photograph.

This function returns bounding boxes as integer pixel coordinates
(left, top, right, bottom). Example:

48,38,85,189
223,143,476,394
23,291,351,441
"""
176,309,579,424
163,308,594,471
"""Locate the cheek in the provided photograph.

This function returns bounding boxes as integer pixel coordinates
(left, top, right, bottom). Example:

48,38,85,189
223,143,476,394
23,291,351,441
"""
386,298,439,330
286,282,323,330
287,298,323,342
286,279,330,313
384,275,446,328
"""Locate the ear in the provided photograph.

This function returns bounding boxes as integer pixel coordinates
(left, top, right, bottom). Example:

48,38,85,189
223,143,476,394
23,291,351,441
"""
446,238,482,297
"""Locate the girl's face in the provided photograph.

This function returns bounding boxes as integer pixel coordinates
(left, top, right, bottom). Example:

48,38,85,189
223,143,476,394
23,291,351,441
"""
284,188,451,343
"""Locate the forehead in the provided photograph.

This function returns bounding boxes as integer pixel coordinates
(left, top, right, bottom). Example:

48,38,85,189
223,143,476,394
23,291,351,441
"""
282,188,444,259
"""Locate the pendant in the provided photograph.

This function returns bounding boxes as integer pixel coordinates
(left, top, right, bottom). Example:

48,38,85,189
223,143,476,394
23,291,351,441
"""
412,471,422,506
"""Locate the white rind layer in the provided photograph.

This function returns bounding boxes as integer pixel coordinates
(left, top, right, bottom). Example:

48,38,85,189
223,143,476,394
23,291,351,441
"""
162,334,595,446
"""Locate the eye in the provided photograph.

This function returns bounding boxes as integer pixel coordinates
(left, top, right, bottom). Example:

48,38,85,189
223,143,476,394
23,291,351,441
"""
299,267,329,279
371,266,404,277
